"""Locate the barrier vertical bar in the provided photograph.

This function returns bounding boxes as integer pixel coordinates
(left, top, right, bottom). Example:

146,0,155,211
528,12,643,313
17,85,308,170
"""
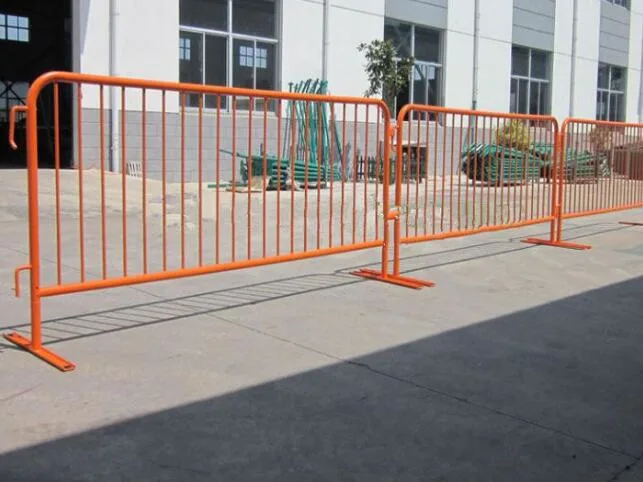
3,99,76,371
524,120,591,249
353,106,434,288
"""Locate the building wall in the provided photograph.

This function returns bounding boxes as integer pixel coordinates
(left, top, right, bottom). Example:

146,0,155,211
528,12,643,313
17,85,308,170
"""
476,0,513,113
627,0,643,121
385,0,448,30
70,0,643,181
443,0,474,110
513,0,556,51
570,0,602,120
551,0,573,121
74,0,179,111
600,0,630,67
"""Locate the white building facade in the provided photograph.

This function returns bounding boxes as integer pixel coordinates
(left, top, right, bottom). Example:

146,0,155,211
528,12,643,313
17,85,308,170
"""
74,0,643,122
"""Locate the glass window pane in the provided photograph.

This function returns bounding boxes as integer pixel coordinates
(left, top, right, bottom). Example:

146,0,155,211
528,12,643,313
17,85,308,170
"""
384,19,411,58
538,82,550,115
180,0,227,30
596,91,606,120
0,15,5,26
510,78,518,113
414,26,440,63
531,50,549,79
412,64,427,105
7,15,17,27
610,93,623,121
427,66,440,106
529,81,539,114
597,64,609,89
233,0,276,38
233,39,255,89
0,26,5,39
7,27,17,41
18,16,28,28
204,35,228,108
18,28,28,42
611,66,625,92
518,79,529,114
512,46,529,76
179,31,203,107
254,42,276,110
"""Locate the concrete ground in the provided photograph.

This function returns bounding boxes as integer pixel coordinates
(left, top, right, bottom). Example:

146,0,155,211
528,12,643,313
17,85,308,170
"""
1,169,643,481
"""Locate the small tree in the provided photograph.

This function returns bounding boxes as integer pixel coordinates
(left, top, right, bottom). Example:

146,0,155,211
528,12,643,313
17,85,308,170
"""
357,39,413,113
495,120,531,151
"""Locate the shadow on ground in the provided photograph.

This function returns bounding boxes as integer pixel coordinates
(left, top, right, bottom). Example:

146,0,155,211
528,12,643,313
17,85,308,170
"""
0,222,627,349
1,273,643,480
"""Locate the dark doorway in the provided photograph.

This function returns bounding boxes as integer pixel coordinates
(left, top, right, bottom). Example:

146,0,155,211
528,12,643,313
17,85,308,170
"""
0,0,72,168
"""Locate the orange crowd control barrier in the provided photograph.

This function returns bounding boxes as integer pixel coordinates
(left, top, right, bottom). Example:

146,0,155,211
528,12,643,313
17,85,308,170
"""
386,104,584,283
6,73,643,372
549,118,643,249
4,71,422,371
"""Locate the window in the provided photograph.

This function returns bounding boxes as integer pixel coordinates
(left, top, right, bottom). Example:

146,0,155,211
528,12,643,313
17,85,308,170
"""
384,19,443,119
0,14,29,43
179,0,278,110
0,82,28,123
604,0,628,8
597,64,626,121
179,37,191,60
510,46,551,115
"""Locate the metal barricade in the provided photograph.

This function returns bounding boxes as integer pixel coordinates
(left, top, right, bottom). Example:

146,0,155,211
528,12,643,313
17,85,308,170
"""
552,118,643,249
5,71,417,371
389,105,566,281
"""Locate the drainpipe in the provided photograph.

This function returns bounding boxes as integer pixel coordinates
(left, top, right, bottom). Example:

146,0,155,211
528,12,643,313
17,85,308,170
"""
569,0,578,117
638,44,643,123
471,0,480,110
321,0,330,82
109,0,120,173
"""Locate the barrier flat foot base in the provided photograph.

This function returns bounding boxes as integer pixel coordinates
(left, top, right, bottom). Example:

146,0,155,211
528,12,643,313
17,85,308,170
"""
351,269,435,289
619,221,643,226
522,238,592,250
3,333,76,372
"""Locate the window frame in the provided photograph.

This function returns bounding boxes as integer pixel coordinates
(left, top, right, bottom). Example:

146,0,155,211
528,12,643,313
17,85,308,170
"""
596,63,626,122
179,0,280,112
603,0,628,9
384,19,443,119
0,13,30,43
510,46,551,116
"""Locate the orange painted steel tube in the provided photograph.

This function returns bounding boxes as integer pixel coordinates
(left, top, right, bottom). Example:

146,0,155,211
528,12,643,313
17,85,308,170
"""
76,84,86,283
99,84,107,279
395,104,559,250
329,102,336,248
198,94,204,266
14,265,31,298
562,203,643,220
8,105,27,150
53,84,63,284
25,84,43,350
276,99,282,256
180,92,186,269
39,241,383,298
142,88,149,273
401,217,554,245
247,98,254,260
162,91,168,271
263,99,268,258
556,117,643,244
6,71,402,371
120,87,128,276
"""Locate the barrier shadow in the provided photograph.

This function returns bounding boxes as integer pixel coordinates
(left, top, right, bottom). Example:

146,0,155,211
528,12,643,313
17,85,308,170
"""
0,221,631,352
1,275,642,481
